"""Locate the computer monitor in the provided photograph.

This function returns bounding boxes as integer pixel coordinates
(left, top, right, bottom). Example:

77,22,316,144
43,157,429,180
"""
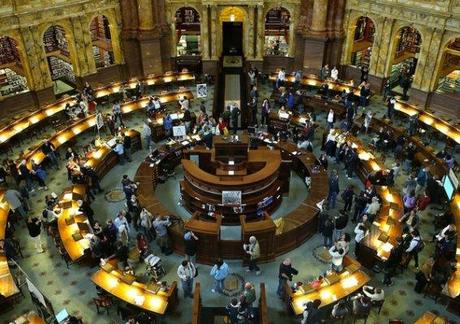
442,175,455,200
170,113,179,120
173,125,186,137
55,309,69,323
106,138,117,147
449,168,459,190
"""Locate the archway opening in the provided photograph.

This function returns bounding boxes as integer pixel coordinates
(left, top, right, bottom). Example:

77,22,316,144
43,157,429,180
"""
435,38,460,94
0,36,29,97
43,25,76,95
350,16,375,68
175,7,201,56
90,15,115,69
389,26,422,90
264,7,290,57
219,7,246,56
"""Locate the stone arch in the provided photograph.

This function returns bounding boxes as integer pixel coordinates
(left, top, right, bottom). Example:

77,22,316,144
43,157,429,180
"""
217,6,249,57
169,5,202,57
432,36,460,92
0,35,30,93
263,6,292,56
88,14,116,69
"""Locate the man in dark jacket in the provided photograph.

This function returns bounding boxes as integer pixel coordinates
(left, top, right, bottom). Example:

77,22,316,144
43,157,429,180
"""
41,140,59,169
277,258,298,299
27,216,43,253
327,169,340,209
123,133,132,162
231,105,241,134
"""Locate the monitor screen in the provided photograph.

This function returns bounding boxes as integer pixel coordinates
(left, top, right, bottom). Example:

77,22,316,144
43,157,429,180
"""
443,175,455,200
170,113,179,120
173,125,186,137
55,309,69,323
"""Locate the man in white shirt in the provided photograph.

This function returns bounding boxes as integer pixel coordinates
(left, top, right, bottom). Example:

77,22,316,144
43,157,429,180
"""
179,96,189,110
405,229,422,268
114,210,130,233
329,244,345,272
113,141,125,164
362,285,385,302
326,109,335,130
276,68,286,89
177,260,196,298
331,66,339,81
142,121,153,151
354,223,368,256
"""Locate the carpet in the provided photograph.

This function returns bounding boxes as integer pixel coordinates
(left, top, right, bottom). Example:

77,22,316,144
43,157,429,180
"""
104,189,125,202
312,245,332,264
221,273,245,297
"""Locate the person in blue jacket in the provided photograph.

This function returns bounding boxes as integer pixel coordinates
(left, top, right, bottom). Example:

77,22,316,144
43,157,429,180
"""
164,113,173,137
210,258,229,293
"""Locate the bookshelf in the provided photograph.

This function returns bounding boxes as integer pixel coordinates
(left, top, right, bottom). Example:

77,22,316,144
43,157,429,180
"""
264,8,290,56
90,15,114,68
351,17,375,68
47,56,75,83
0,37,28,96
396,27,421,57
43,25,70,58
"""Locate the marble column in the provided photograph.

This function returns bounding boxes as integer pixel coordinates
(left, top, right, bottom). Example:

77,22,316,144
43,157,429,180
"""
368,16,385,76
256,4,264,60
375,17,394,77
248,5,255,59
412,27,431,90
423,30,444,91
340,10,354,65
71,16,96,76
108,11,125,65
210,5,218,59
137,0,155,30
310,0,328,33
170,20,177,57
201,5,210,59
288,16,296,57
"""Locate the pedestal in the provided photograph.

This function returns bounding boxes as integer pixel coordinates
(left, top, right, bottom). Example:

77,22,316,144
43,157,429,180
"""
202,59,219,76
302,36,327,75
138,30,164,76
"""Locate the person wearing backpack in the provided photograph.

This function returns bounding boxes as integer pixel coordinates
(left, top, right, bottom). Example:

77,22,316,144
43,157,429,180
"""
405,229,423,268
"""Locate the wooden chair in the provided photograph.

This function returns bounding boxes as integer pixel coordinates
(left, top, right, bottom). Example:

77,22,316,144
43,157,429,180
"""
372,299,385,315
93,296,113,315
57,245,72,269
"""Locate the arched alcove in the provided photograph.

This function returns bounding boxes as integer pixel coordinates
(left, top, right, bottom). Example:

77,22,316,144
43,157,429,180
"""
264,7,291,57
90,15,115,69
0,36,29,97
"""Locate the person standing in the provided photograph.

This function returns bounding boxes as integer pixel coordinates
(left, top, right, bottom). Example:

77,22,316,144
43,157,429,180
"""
320,64,330,80
331,66,339,81
327,169,340,209
183,107,192,133
226,298,240,324
153,215,172,254
354,222,368,256
142,121,152,151
210,258,230,293
41,140,59,169
18,160,34,192
326,109,335,130
360,65,369,83
329,244,345,272
177,260,196,298
112,101,124,127
333,212,348,242
277,258,298,299
383,238,403,286
387,96,396,120
113,140,125,164
183,230,199,264
261,98,270,127
276,68,286,89
405,229,423,268
341,185,355,214
321,217,334,248
4,188,27,218
242,282,257,317
123,133,132,162
27,216,43,253
244,236,261,275
231,105,241,135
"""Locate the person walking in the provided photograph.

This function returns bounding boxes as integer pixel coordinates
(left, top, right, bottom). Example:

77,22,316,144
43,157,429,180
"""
241,282,257,318
4,188,27,218
354,222,368,256
405,229,423,269
183,230,199,264
142,121,152,151
231,105,241,134
153,215,172,254
277,258,298,299
261,98,270,127
177,260,196,298
244,236,261,275
321,217,334,248
327,169,340,209
27,216,43,253
41,139,59,169
210,258,229,293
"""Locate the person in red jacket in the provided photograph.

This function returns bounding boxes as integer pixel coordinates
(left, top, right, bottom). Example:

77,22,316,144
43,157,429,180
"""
416,190,431,211
136,233,148,259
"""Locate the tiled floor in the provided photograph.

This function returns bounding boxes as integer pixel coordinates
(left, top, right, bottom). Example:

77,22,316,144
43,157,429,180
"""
1,81,459,324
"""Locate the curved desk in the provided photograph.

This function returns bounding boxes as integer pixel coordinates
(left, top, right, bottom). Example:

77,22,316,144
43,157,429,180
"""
0,191,21,299
134,135,328,264
395,100,460,144
269,72,363,97
91,260,177,316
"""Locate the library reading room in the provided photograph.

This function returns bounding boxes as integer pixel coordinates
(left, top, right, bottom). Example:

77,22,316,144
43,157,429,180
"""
0,0,460,323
